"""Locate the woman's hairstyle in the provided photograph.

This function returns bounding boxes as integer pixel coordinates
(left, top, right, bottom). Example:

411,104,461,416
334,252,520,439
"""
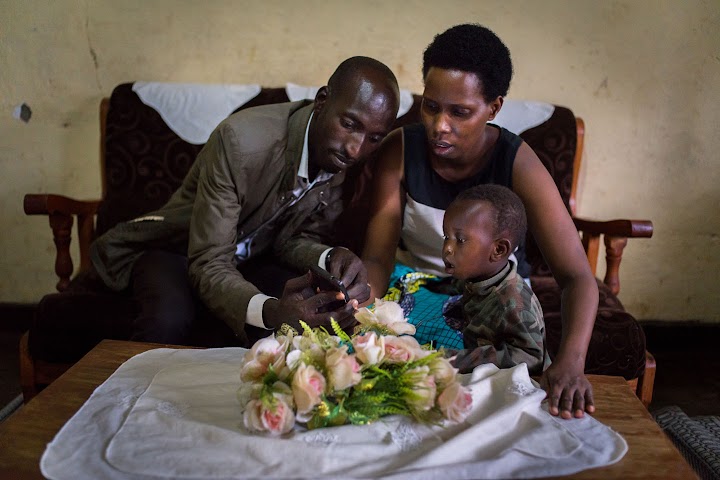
422,23,513,101
454,184,527,249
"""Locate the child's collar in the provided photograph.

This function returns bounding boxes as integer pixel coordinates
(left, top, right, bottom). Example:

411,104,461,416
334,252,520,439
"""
466,260,513,291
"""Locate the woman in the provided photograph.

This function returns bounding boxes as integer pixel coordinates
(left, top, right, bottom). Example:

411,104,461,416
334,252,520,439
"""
362,24,598,419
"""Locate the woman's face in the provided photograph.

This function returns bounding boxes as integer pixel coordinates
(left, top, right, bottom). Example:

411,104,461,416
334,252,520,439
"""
421,68,501,163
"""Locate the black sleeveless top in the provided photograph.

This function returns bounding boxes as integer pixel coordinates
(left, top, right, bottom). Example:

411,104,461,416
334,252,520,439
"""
400,123,531,277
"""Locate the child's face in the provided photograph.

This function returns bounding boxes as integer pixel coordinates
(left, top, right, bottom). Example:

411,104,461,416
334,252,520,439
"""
442,200,503,281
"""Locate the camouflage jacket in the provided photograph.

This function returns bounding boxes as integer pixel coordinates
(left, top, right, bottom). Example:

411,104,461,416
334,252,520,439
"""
451,261,551,375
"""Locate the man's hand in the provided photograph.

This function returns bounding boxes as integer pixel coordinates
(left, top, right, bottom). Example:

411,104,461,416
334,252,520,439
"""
262,272,359,332
326,247,371,304
539,357,595,419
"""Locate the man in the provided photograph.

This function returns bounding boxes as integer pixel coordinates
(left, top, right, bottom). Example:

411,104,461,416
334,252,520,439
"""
91,56,401,347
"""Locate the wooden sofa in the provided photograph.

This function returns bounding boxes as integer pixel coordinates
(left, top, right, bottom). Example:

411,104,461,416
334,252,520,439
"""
22,83,655,406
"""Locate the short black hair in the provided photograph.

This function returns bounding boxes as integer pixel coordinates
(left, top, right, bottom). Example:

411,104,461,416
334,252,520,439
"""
422,24,513,101
327,56,399,98
454,184,527,249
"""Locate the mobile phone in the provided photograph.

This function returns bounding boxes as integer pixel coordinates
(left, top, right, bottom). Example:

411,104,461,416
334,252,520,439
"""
309,265,349,304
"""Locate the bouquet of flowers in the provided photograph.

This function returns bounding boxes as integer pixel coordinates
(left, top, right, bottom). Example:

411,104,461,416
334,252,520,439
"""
237,299,473,436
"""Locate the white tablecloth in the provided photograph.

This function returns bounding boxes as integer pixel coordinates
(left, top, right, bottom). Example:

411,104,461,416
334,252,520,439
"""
41,348,626,480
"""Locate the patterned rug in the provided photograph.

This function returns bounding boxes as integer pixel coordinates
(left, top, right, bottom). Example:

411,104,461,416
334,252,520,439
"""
653,405,720,480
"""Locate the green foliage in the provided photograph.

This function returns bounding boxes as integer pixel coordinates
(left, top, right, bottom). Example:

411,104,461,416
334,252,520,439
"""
330,319,353,345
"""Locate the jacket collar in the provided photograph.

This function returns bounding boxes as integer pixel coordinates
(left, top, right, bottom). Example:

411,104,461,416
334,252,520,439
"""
465,260,515,296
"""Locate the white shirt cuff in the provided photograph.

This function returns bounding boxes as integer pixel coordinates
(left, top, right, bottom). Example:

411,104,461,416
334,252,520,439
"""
246,294,275,330
318,248,333,270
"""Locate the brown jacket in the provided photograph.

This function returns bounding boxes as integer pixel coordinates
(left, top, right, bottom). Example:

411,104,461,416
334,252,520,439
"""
90,101,346,342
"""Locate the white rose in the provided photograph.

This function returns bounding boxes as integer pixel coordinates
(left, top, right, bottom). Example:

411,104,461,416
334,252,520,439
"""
429,356,459,388
355,299,416,335
236,382,262,408
403,366,437,412
352,332,386,365
326,346,362,391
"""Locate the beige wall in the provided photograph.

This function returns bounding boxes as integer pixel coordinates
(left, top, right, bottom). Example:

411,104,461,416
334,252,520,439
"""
1,0,718,322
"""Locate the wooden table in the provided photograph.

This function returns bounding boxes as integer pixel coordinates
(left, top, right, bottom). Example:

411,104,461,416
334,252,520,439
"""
0,339,697,479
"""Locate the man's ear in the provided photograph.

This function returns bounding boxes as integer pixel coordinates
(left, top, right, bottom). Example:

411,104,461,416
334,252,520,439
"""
314,86,329,113
492,238,511,262
487,96,504,121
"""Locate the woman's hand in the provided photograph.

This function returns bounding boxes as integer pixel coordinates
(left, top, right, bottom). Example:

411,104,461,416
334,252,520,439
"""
512,145,598,420
539,357,595,419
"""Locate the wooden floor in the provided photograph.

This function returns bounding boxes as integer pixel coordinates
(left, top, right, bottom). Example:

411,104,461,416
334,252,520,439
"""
1,305,719,418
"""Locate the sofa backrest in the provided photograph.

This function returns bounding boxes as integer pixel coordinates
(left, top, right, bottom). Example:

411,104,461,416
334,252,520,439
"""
518,107,582,277
97,82,580,276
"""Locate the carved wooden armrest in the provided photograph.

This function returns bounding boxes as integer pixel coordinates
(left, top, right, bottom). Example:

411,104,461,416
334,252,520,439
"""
572,217,653,295
24,194,101,292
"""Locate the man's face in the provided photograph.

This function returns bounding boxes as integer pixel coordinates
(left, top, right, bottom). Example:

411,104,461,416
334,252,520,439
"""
442,200,502,281
309,75,397,173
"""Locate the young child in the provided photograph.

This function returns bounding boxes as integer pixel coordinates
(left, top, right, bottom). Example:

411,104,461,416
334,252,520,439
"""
441,184,551,375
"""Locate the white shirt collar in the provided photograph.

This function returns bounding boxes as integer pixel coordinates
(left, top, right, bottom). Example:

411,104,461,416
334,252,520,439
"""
298,111,312,180
299,111,333,184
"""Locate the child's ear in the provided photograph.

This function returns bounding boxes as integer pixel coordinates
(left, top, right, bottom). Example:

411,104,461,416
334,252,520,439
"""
492,238,511,262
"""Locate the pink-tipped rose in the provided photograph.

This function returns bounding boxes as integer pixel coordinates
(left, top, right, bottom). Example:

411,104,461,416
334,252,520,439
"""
243,382,295,435
243,398,295,436
292,363,326,416
437,381,473,422
326,346,362,391
383,335,426,363
240,336,290,382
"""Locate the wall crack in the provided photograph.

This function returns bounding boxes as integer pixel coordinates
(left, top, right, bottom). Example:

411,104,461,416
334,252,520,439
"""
85,5,101,91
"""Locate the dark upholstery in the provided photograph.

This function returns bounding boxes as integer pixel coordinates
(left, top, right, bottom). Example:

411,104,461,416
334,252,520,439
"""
534,277,645,379
32,291,136,363
96,86,294,236
28,83,646,381
520,106,577,277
